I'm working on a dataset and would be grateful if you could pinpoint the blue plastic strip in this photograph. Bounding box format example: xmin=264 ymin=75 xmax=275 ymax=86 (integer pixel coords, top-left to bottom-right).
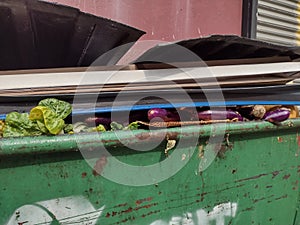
xmin=1 ymin=100 xmax=300 ymax=120
xmin=72 ymin=101 xmax=300 ymax=115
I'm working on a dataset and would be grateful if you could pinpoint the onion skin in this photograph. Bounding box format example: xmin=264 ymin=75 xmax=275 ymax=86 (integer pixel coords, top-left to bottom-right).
xmin=251 ymin=105 xmax=266 ymax=119
xmin=237 ymin=105 xmax=266 ymax=119
xmin=198 ymin=110 xmax=243 ymax=121
xmin=263 ymin=109 xmax=290 ymax=122
xmin=148 ymin=108 xmax=179 ymax=122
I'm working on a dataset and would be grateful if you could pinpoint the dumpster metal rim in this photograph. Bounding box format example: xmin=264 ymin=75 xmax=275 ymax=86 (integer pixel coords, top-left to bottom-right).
xmin=0 ymin=119 xmax=299 ymax=156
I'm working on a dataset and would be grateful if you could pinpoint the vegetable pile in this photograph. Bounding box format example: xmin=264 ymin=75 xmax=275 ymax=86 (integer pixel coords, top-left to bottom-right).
xmin=0 ymin=98 xmax=140 ymax=138
xmin=0 ymin=98 xmax=298 ymax=138
xmin=146 ymin=105 xmax=298 ymax=126
xmin=3 ymin=98 xmax=72 ymax=137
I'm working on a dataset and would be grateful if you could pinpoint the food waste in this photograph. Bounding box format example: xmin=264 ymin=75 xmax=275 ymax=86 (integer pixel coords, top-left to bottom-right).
xmin=0 ymin=98 xmax=298 ymax=138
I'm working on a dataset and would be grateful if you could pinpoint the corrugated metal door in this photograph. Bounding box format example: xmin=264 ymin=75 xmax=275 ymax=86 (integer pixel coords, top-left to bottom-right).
xmin=256 ymin=0 xmax=300 ymax=46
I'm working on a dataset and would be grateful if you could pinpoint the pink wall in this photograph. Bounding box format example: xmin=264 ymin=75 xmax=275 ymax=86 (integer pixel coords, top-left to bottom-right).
xmin=48 ymin=0 xmax=243 ymax=41
xmin=47 ymin=0 xmax=243 ymax=63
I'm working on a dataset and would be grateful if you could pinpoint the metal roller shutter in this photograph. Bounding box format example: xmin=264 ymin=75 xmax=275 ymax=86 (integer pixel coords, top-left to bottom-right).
xmin=256 ymin=0 xmax=300 ymax=46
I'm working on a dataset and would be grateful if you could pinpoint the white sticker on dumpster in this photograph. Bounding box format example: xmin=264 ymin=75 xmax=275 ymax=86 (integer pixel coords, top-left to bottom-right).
xmin=5 ymin=195 xmax=105 ymax=225
xmin=149 ymin=202 xmax=238 ymax=225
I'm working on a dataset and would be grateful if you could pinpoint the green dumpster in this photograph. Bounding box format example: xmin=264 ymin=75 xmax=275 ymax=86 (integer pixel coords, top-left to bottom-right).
xmin=0 ymin=119 xmax=299 ymax=225
xmin=1 ymin=1 xmax=300 ymax=224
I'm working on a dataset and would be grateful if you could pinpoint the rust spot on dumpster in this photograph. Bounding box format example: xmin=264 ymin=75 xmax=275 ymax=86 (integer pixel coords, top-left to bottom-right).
xmin=120 ymin=218 xmax=128 ymax=223
xmin=81 ymin=172 xmax=87 ymax=178
xmin=196 ymin=192 xmax=207 ymax=202
xmin=217 ymin=143 xmax=233 ymax=158
xmin=275 ymin=194 xmax=288 ymax=201
xmin=236 ymin=173 xmax=267 ymax=183
xmin=135 ymin=132 xmax=151 ymax=140
xmin=108 ymin=203 xmax=157 ymax=221
xmin=253 ymin=197 xmax=266 ymax=203
xmin=134 ymin=131 xmax=179 ymax=142
xmin=60 ymin=172 xmax=69 ymax=179
xmin=167 ymin=132 xmax=179 ymax=140
xmin=292 ymin=180 xmax=299 ymax=190
xmin=243 ymin=193 xmax=248 ymax=197
xmin=136 ymin=197 xmax=153 ymax=205
xmin=296 ymin=135 xmax=300 ymax=156
xmin=297 ymin=136 xmax=300 ymax=146
xmin=283 ymin=174 xmax=291 ymax=180
xmin=134 ymin=203 xmax=157 ymax=211
xmin=253 ymin=195 xmax=274 ymax=203
xmin=141 ymin=210 xmax=161 ymax=218
xmin=243 ymin=207 xmax=254 ymax=211
xmin=115 ymin=203 xmax=127 ymax=208
xmin=277 ymin=137 xmax=283 ymax=143
xmin=272 ymin=171 xmax=280 ymax=178
xmin=120 ymin=207 xmax=133 ymax=214
xmin=93 ymin=155 xmax=108 ymax=176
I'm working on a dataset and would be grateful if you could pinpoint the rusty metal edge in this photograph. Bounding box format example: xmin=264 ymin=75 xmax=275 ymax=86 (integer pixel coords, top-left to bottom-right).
xmin=0 ymin=119 xmax=299 ymax=156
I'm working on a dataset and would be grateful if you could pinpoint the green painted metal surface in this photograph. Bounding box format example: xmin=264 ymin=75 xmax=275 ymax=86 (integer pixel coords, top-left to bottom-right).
xmin=0 ymin=120 xmax=299 ymax=224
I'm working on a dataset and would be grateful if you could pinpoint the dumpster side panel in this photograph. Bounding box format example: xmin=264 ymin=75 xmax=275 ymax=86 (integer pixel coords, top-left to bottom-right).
xmin=0 ymin=123 xmax=299 ymax=224
xmin=293 ymin=190 xmax=300 ymax=225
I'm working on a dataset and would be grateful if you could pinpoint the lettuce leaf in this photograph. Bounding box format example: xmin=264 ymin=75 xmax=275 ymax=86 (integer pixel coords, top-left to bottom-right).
xmin=95 ymin=124 xmax=106 ymax=132
xmin=0 ymin=120 xmax=4 ymax=137
xmin=63 ymin=124 xmax=74 ymax=134
xmin=38 ymin=98 xmax=72 ymax=120
xmin=110 ymin=122 xmax=124 ymax=131
xmin=2 ymin=98 xmax=72 ymax=137
xmin=72 ymin=122 xmax=90 ymax=133
xmin=3 ymin=112 xmax=43 ymax=137
xmin=29 ymin=106 xmax=65 ymax=135
xmin=124 ymin=122 xmax=139 ymax=130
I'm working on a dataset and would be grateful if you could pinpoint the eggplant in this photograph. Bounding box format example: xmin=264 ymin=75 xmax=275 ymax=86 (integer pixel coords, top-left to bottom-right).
xmin=285 ymin=105 xmax=299 ymax=119
xmin=147 ymin=108 xmax=180 ymax=122
xmin=85 ymin=117 xmax=111 ymax=126
xmin=263 ymin=108 xmax=290 ymax=123
xmin=198 ymin=110 xmax=243 ymax=121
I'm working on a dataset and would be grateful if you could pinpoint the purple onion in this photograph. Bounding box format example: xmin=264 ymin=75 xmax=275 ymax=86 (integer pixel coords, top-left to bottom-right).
xmin=198 ymin=110 xmax=244 ymax=121
xmin=148 ymin=108 xmax=179 ymax=122
xmin=263 ymin=109 xmax=290 ymax=122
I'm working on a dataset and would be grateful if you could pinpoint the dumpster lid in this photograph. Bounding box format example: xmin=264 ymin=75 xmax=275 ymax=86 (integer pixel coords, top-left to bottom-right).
xmin=0 ymin=0 xmax=145 ymax=71
xmin=134 ymin=35 xmax=300 ymax=65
